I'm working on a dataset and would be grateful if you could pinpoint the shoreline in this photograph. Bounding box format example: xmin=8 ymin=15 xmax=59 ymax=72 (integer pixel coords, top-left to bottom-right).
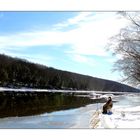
xmin=0 ymin=87 xmax=139 ymax=95
xmin=90 ymin=95 xmax=140 ymax=128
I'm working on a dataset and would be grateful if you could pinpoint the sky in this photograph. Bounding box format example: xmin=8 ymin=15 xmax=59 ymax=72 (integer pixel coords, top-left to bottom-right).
xmin=0 ymin=12 xmax=130 ymax=82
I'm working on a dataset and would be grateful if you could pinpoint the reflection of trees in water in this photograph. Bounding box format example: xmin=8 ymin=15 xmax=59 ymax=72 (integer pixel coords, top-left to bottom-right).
xmin=0 ymin=91 xmax=106 ymax=118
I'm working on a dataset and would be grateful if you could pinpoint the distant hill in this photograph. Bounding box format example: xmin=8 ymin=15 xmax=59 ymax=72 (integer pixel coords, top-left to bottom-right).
xmin=0 ymin=54 xmax=139 ymax=92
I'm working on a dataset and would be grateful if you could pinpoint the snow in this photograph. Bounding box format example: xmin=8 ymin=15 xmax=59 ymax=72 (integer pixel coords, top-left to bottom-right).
xmin=92 ymin=105 xmax=140 ymax=128
xmin=89 ymin=94 xmax=140 ymax=128
xmin=0 ymin=87 xmax=139 ymax=94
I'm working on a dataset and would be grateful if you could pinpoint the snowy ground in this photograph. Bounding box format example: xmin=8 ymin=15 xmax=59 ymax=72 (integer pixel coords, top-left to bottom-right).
xmin=91 ymin=94 xmax=140 ymax=129
xmin=0 ymin=87 xmax=139 ymax=95
xmin=95 ymin=105 xmax=140 ymax=128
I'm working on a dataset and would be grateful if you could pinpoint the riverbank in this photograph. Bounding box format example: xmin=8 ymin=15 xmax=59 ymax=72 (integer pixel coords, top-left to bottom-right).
xmin=90 ymin=94 xmax=140 ymax=128
xmin=0 ymin=87 xmax=139 ymax=94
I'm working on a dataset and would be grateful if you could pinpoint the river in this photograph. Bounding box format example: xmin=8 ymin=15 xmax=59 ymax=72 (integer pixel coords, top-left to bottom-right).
xmin=0 ymin=91 xmax=139 ymax=128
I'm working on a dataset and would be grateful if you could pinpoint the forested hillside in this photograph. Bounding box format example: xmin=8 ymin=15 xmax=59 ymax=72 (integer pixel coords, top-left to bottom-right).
xmin=0 ymin=54 xmax=139 ymax=92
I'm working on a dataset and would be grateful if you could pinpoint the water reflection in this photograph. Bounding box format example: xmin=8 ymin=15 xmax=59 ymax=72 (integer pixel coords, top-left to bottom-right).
xmin=0 ymin=91 xmax=106 ymax=118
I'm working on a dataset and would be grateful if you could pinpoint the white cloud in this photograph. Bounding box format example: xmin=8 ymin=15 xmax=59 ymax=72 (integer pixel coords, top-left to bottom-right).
xmin=0 ymin=12 xmax=129 ymax=66
xmin=54 ymin=12 xmax=93 ymax=29
xmin=69 ymin=54 xmax=97 ymax=67
xmin=24 ymin=54 xmax=52 ymax=66
xmin=68 ymin=13 xmax=128 ymax=56
xmin=2 ymin=50 xmax=52 ymax=66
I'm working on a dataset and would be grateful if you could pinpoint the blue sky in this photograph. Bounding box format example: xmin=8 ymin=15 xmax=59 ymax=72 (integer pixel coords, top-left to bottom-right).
xmin=0 ymin=12 xmax=129 ymax=82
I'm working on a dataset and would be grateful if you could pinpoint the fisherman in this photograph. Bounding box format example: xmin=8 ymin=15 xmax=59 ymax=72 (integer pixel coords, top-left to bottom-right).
xmin=102 ymin=97 xmax=113 ymax=115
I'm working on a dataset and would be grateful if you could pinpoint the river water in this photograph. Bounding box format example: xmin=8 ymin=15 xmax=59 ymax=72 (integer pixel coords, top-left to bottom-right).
xmin=0 ymin=91 xmax=139 ymax=128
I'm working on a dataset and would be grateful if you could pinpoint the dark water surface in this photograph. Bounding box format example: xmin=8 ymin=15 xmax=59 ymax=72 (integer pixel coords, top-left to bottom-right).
xmin=0 ymin=91 xmax=106 ymax=118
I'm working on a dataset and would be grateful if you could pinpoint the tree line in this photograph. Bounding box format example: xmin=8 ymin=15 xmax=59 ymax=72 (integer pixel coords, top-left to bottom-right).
xmin=0 ymin=54 xmax=91 ymax=90
xmin=0 ymin=54 xmax=139 ymax=92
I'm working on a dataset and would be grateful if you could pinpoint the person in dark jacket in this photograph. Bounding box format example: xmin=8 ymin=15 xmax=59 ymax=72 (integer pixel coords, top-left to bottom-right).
xmin=102 ymin=97 xmax=113 ymax=114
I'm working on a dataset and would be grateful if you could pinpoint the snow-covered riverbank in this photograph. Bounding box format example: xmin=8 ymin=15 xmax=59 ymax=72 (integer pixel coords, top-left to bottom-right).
xmin=91 ymin=94 xmax=140 ymax=128
xmin=0 ymin=87 xmax=139 ymax=94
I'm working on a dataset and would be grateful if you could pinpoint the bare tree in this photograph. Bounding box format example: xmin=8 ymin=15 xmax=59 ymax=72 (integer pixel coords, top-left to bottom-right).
xmin=108 ymin=12 xmax=140 ymax=86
